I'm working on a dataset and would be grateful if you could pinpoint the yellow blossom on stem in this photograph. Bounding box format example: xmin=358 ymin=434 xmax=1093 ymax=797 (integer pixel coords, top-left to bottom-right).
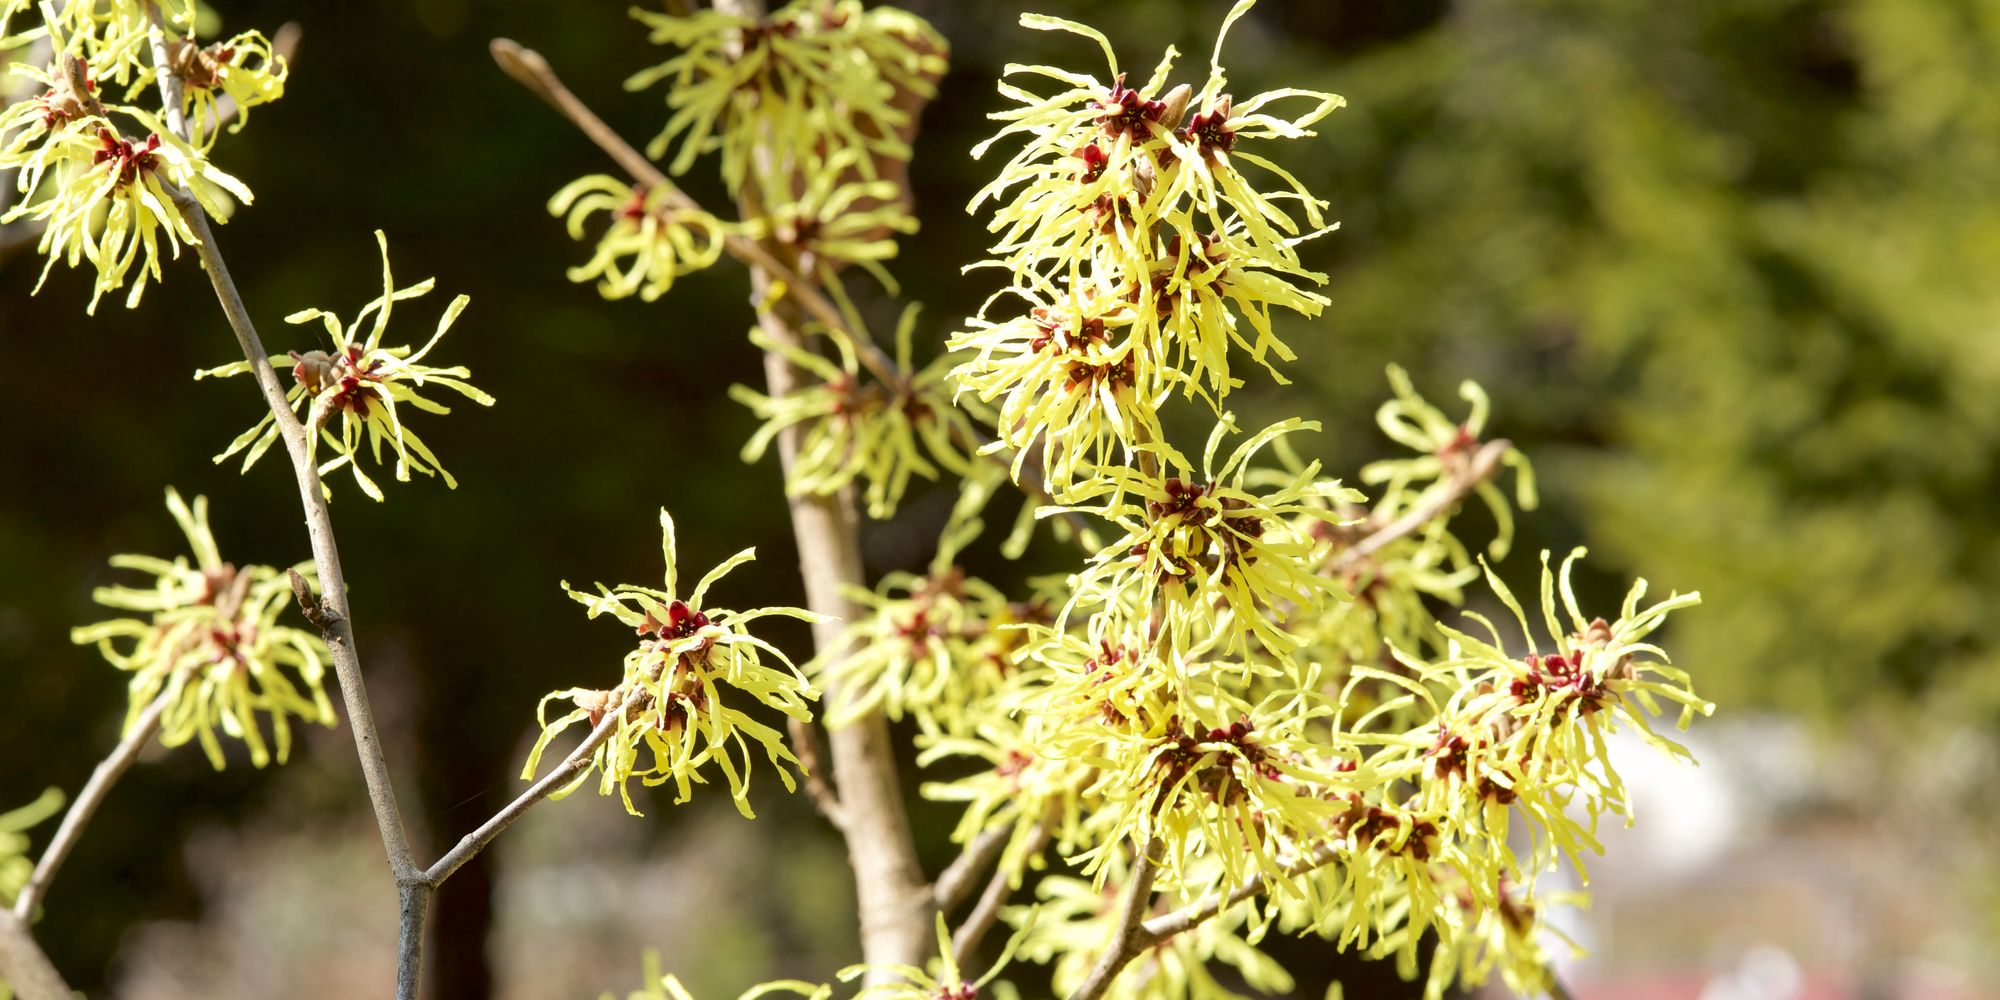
xmin=198 ymin=231 xmax=495 ymax=501
xmin=965 ymin=2 xmax=1341 ymax=404
xmin=950 ymin=288 xmax=1180 ymax=498
xmin=2 ymin=69 xmax=251 ymax=312
xmin=841 ymin=912 xmax=1024 ymax=1000
xmin=747 ymin=146 xmax=919 ymax=293
xmin=29 ymin=0 xmax=192 ymax=87
xmin=523 ymin=509 xmax=824 ymax=818
xmin=548 ymin=174 xmax=729 ymax=302
xmin=68 ymin=488 xmax=334 ymax=769
xmin=135 ymin=28 xmax=289 ymax=152
xmin=626 ymin=0 xmax=945 ymax=189
xmin=1360 ymin=365 xmax=1537 ymax=559
xmin=1014 ymin=873 xmax=1295 ymax=1000
xmin=1060 ymin=416 xmax=1360 ymax=660
xmin=735 ymin=307 xmax=976 ymax=519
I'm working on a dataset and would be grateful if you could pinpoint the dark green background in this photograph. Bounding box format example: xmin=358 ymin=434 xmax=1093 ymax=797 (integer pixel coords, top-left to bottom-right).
xmin=4 ymin=0 xmax=1996 ymax=996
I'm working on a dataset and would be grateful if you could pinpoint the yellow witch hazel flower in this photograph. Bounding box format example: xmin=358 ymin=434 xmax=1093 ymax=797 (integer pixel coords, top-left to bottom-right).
xmin=734 ymin=307 xmax=977 ymax=519
xmin=746 ymin=145 xmax=919 ymax=292
xmin=524 ymin=509 xmax=823 ymax=818
xmin=199 ymin=231 xmax=495 ymax=501
xmin=1302 ymin=366 xmax=1538 ymax=663
xmin=1413 ymin=877 xmax=1582 ymax=1000
xmin=0 ymin=788 xmax=64 ymax=908
xmin=28 ymin=0 xmax=193 ymax=86
xmin=2 ymin=44 xmax=252 ymax=312
xmin=69 ymin=488 xmax=334 ymax=769
xmin=626 ymin=0 xmax=945 ymax=188
xmin=1060 ymin=416 xmax=1360 ymax=659
xmin=814 ymin=490 xmax=1034 ymax=733
xmin=136 ymin=28 xmax=289 ymax=152
xmin=950 ymin=286 xmax=1177 ymax=497
xmin=549 ymin=175 xmax=729 ymax=302
xmin=1403 ymin=549 xmax=1711 ymax=878
xmin=1359 ymin=365 xmax=1537 ymax=560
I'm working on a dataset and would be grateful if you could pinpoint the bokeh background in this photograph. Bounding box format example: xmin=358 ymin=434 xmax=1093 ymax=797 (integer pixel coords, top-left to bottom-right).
xmin=3 ymin=1 xmax=1997 ymax=998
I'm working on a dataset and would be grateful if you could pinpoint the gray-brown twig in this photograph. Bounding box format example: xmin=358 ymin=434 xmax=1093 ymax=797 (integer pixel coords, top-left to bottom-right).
xmin=426 ymin=686 xmax=644 ymax=885
xmin=1067 ymin=836 xmax=1163 ymax=1000
xmin=1332 ymin=438 xmax=1513 ymax=571
xmin=0 ymin=912 xmax=71 ymax=1000
xmin=933 ymin=824 xmax=1015 ymax=913
xmin=11 ymin=689 xmax=171 ymax=921
xmin=142 ymin=4 xmax=428 ymax=995
xmin=951 ymin=816 xmax=1055 ymax=967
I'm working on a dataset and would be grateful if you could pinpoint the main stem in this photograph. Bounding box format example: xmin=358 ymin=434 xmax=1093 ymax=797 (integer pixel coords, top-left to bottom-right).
xmin=745 ymin=272 xmax=934 ymax=976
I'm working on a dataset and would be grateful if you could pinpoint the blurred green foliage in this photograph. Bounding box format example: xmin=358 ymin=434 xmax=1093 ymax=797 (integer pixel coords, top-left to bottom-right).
xmin=2 ymin=0 xmax=1996 ymax=996
xmin=1288 ymin=0 xmax=2000 ymax=723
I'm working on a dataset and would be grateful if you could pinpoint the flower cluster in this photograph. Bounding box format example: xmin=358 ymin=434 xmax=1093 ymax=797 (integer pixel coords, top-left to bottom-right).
xmin=892 ymin=8 xmax=1710 ymax=1000
xmin=733 ymin=307 xmax=977 ymax=519
xmin=547 ymin=3 xmax=959 ymax=524
xmin=69 ymin=488 xmax=334 ymax=769
xmin=744 ymin=146 xmax=920 ymax=292
xmin=138 ymin=28 xmax=289 ymax=152
xmin=1056 ymin=416 xmax=1361 ymax=660
xmin=199 ymin=231 xmax=495 ymax=501
xmin=952 ymin=2 xmax=1344 ymax=497
xmin=531 ymin=4 xmax=1713 ymax=999
xmin=625 ymin=0 xmax=945 ymax=189
xmin=0 ymin=1 xmax=272 ymax=312
xmin=814 ymin=487 xmax=1046 ymax=733
xmin=523 ymin=510 xmax=822 ymax=819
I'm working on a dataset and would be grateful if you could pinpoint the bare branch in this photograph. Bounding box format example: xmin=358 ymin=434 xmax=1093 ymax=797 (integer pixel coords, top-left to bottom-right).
xmin=143 ymin=5 xmax=425 ymax=995
xmin=951 ymin=817 xmax=1054 ymax=967
xmin=1067 ymin=837 xmax=1163 ymax=1000
xmin=424 ymin=688 xmax=643 ymax=886
xmin=0 ymin=912 xmax=70 ymax=1000
xmin=1139 ymin=841 xmax=1340 ymax=945
xmin=787 ymin=716 xmax=847 ymax=829
xmin=11 ymin=690 xmax=171 ymax=921
xmin=933 ymin=825 xmax=1014 ymax=913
